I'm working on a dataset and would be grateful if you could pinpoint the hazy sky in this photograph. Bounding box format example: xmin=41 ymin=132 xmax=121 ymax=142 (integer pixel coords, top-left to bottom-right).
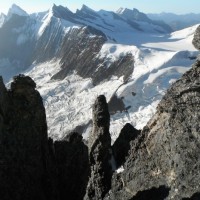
xmin=1 ymin=0 xmax=200 ymax=15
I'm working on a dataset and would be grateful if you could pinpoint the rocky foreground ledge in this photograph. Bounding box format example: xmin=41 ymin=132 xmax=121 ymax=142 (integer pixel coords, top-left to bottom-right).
xmin=1 ymin=26 xmax=200 ymax=199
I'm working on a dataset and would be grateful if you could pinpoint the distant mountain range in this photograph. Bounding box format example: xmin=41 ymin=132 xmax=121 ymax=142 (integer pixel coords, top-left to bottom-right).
xmin=148 ymin=12 xmax=200 ymax=30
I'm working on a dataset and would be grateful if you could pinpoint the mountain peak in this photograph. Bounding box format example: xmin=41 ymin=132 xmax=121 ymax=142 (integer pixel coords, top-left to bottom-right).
xmin=7 ymin=4 xmax=28 ymax=18
xmin=117 ymin=7 xmax=150 ymax=22
xmin=76 ymin=4 xmax=99 ymax=18
xmin=48 ymin=4 xmax=74 ymax=20
xmin=81 ymin=4 xmax=95 ymax=12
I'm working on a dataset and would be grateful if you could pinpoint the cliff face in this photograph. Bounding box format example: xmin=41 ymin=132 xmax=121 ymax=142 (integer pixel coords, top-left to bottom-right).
xmin=0 ymin=75 xmax=56 ymax=200
xmin=106 ymin=58 xmax=200 ymax=200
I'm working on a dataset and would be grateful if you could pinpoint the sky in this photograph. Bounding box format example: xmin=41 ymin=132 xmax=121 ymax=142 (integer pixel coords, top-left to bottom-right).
xmin=1 ymin=0 xmax=200 ymax=15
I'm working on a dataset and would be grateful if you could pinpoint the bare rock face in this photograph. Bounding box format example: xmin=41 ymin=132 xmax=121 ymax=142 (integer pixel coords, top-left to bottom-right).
xmin=106 ymin=59 xmax=200 ymax=199
xmin=193 ymin=25 xmax=200 ymax=50
xmin=112 ymin=123 xmax=140 ymax=168
xmin=84 ymin=95 xmax=113 ymax=200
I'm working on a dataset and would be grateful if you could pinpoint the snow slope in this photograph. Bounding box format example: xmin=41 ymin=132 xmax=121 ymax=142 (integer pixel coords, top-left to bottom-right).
xmin=23 ymin=24 xmax=198 ymax=141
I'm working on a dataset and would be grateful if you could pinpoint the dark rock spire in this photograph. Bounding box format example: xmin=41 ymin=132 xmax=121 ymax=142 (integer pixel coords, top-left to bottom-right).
xmin=84 ymin=95 xmax=113 ymax=200
xmin=0 ymin=74 xmax=58 ymax=200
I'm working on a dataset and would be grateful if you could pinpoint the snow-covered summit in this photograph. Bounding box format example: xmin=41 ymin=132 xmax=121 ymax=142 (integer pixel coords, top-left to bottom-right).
xmin=7 ymin=4 xmax=28 ymax=18
xmin=76 ymin=4 xmax=100 ymax=19
xmin=81 ymin=4 xmax=96 ymax=12
xmin=116 ymin=7 xmax=172 ymax=33
xmin=50 ymin=4 xmax=73 ymax=17
xmin=116 ymin=7 xmax=151 ymax=22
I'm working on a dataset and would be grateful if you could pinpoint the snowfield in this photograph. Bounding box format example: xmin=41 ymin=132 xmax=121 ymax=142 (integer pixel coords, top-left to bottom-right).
xmin=22 ymin=24 xmax=199 ymax=141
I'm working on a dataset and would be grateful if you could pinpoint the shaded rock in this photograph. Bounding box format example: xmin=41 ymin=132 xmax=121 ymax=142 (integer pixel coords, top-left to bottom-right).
xmin=0 ymin=76 xmax=10 ymax=131
xmin=183 ymin=192 xmax=200 ymax=200
xmin=84 ymin=95 xmax=113 ymax=200
xmin=106 ymin=59 xmax=200 ymax=199
xmin=112 ymin=123 xmax=140 ymax=168
xmin=192 ymin=25 xmax=200 ymax=50
xmin=129 ymin=185 xmax=170 ymax=200
xmin=54 ymin=132 xmax=89 ymax=200
xmin=0 ymin=75 xmax=92 ymax=200
xmin=0 ymin=75 xmax=58 ymax=200
xmin=108 ymin=95 xmax=126 ymax=115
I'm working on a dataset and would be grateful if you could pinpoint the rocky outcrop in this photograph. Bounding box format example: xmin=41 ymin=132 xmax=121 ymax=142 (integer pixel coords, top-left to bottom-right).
xmin=112 ymin=123 xmax=140 ymax=168
xmin=106 ymin=59 xmax=200 ymax=199
xmin=192 ymin=25 xmax=200 ymax=50
xmin=0 ymin=75 xmax=58 ymax=200
xmin=52 ymin=26 xmax=134 ymax=85
xmin=84 ymin=95 xmax=113 ymax=200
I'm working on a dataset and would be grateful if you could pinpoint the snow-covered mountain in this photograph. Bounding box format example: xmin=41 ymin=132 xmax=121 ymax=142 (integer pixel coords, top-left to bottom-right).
xmin=148 ymin=12 xmax=200 ymax=31
xmin=7 ymin=3 xmax=28 ymax=19
xmin=116 ymin=7 xmax=172 ymax=33
xmin=0 ymin=4 xmax=199 ymax=141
